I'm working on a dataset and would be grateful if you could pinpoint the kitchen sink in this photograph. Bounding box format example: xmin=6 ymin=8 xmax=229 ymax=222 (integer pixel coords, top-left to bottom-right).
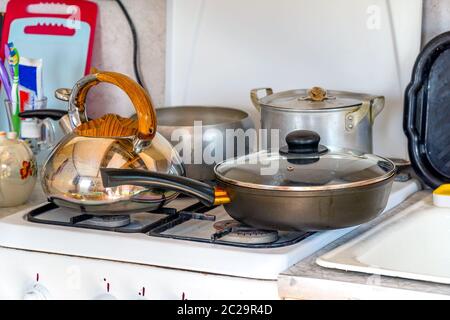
xmin=317 ymin=194 xmax=450 ymax=285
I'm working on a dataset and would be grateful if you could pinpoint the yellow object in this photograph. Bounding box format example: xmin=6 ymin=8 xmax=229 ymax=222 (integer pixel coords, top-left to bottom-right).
xmin=214 ymin=188 xmax=228 ymax=197
xmin=433 ymin=184 xmax=450 ymax=207
xmin=433 ymin=184 xmax=450 ymax=196
xmin=213 ymin=187 xmax=231 ymax=205
xmin=214 ymin=197 xmax=231 ymax=206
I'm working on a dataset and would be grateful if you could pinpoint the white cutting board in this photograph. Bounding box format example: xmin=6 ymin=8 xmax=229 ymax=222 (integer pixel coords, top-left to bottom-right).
xmin=166 ymin=0 xmax=422 ymax=159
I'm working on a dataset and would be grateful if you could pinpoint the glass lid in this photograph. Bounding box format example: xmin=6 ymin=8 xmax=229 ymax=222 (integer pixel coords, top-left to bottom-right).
xmin=215 ymin=131 xmax=395 ymax=191
xmin=259 ymin=87 xmax=363 ymax=111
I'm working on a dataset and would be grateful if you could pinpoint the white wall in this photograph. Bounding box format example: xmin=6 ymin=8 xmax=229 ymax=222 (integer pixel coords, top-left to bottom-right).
xmin=166 ymin=0 xmax=422 ymax=159
xmin=422 ymin=0 xmax=450 ymax=45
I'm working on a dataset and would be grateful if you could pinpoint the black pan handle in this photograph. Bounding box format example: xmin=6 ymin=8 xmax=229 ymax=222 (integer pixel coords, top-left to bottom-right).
xmin=100 ymin=168 xmax=218 ymax=207
xmin=19 ymin=109 xmax=68 ymax=121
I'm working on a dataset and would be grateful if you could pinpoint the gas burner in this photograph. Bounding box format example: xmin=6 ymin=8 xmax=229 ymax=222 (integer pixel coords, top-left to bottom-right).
xmin=212 ymin=220 xmax=279 ymax=244
xmin=213 ymin=220 xmax=241 ymax=231
xmin=81 ymin=215 xmax=131 ymax=228
xmin=26 ymin=202 xmax=313 ymax=248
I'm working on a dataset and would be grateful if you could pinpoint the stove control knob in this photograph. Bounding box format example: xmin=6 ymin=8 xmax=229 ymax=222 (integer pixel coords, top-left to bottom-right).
xmin=23 ymin=284 xmax=51 ymax=300
xmin=94 ymin=293 xmax=117 ymax=300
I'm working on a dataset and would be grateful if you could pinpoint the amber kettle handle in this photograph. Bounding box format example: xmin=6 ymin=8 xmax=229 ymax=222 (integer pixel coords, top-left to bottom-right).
xmin=67 ymin=71 xmax=157 ymax=143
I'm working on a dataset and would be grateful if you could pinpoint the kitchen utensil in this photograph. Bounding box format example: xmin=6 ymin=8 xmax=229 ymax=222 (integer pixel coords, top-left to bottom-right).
xmin=0 ymin=131 xmax=36 ymax=207
xmin=156 ymin=106 xmax=255 ymax=181
xmin=101 ymin=130 xmax=396 ymax=231
xmin=251 ymin=87 xmax=385 ymax=153
xmin=1 ymin=0 xmax=98 ymax=110
xmin=404 ymin=31 xmax=450 ymax=189
xmin=23 ymin=71 xmax=184 ymax=215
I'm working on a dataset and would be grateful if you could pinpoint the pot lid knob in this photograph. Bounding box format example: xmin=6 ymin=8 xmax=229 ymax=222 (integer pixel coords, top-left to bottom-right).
xmin=307 ymin=87 xmax=327 ymax=101
xmin=280 ymin=130 xmax=328 ymax=155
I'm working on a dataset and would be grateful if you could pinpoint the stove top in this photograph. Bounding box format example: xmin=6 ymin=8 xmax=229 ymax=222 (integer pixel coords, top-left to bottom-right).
xmin=27 ymin=201 xmax=313 ymax=249
xmin=0 ymin=180 xmax=421 ymax=280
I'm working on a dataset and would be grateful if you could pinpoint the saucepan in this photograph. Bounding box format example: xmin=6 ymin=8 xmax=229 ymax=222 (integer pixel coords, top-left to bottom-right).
xmin=156 ymin=106 xmax=255 ymax=181
xmin=251 ymin=86 xmax=385 ymax=153
xmin=101 ymin=130 xmax=396 ymax=231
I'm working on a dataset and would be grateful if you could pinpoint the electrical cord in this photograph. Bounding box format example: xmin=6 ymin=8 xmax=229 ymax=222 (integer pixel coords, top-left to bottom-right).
xmin=114 ymin=0 xmax=145 ymax=89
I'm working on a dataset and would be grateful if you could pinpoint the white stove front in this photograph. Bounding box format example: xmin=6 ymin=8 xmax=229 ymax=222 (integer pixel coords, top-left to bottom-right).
xmin=0 ymin=247 xmax=280 ymax=300
xmin=0 ymin=180 xmax=420 ymax=299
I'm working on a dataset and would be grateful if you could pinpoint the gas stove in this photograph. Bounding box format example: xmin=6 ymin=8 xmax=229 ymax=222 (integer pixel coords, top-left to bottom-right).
xmin=0 ymin=180 xmax=420 ymax=299
xmin=26 ymin=201 xmax=313 ymax=248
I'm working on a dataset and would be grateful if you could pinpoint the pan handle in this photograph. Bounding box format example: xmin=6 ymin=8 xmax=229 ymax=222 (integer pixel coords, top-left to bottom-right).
xmin=100 ymin=168 xmax=230 ymax=207
xmin=250 ymin=88 xmax=273 ymax=112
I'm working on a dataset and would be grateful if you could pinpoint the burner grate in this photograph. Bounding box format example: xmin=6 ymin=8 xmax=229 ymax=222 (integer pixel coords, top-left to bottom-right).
xmin=27 ymin=203 xmax=157 ymax=233
xmin=26 ymin=202 xmax=314 ymax=248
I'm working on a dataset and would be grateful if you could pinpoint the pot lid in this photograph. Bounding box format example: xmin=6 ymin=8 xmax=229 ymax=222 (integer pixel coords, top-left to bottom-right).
xmin=215 ymin=130 xmax=395 ymax=191
xmin=259 ymin=87 xmax=363 ymax=111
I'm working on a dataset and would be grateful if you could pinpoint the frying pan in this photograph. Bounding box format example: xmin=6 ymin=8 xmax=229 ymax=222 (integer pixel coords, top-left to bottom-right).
xmin=101 ymin=130 xmax=396 ymax=231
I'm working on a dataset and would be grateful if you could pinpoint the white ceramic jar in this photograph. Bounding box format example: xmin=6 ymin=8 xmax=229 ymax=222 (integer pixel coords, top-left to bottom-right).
xmin=0 ymin=132 xmax=37 ymax=207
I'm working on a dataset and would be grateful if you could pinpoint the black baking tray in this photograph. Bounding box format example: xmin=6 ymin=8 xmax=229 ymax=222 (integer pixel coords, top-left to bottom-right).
xmin=404 ymin=31 xmax=450 ymax=188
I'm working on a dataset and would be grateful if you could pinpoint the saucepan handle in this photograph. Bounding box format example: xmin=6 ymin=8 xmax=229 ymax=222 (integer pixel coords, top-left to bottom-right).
xmin=100 ymin=168 xmax=230 ymax=207
xmin=370 ymin=95 xmax=385 ymax=122
xmin=345 ymin=95 xmax=385 ymax=131
xmin=250 ymin=88 xmax=273 ymax=112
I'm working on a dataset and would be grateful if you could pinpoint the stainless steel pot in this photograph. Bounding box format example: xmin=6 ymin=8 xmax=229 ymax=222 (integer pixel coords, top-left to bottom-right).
xmin=251 ymin=87 xmax=385 ymax=153
xmin=156 ymin=106 xmax=255 ymax=181
xmin=101 ymin=130 xmax=396 ymax=231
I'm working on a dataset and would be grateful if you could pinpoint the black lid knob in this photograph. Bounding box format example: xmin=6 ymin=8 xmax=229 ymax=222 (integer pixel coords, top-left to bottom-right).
xmin=285 ymin=130 xmax=319 ymax=154
xmin=279 ymin=130 xmax=328 ymax=156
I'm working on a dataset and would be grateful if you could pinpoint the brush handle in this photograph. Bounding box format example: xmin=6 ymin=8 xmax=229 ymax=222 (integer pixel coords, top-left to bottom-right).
xmin=11 ymin=79 xmax=20 ymax=133
xmin=0 ymin=60 xmax=11 ymax=100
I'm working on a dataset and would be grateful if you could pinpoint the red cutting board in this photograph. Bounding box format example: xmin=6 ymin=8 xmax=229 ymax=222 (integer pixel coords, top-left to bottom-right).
xmin=1 ymin=0 xmax=97 ymax=75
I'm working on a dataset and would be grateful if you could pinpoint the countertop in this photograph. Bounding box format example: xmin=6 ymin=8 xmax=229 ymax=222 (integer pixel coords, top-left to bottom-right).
xmin=0 ymin=184 xmax=46 ymax=219
xmin=278 ymin=191 xmax=450 ymax=300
